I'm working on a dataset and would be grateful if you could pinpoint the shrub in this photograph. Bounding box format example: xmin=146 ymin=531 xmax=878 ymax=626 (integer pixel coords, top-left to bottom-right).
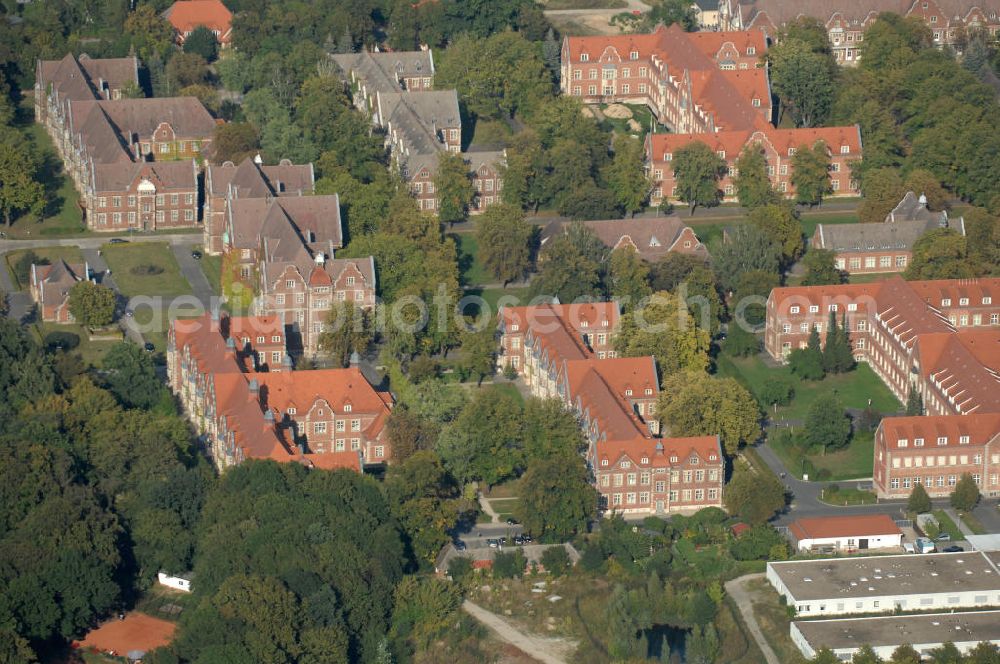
xmin=408 ymin=355 xmax=439 ymax=383
xmin=540 ymin=546 xmax=571 ymax=577
xmin=130 ymin=264 xmax=165 ymax=276
xmin=44 ymin=331 xmax=80 ymax=350
xmin=579 ymin=543 xmax=605 ymax=572
xmin=492 ymin=550 xmax=526 ymax=579
xmin=448 ymin=556 xmax=473 ymax=581
xmin=14 ymin=250 xmax=46 ymax=286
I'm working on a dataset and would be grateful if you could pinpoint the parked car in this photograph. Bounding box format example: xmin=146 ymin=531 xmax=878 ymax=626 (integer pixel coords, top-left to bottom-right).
xmin=453 ymin=540 xmax=466 ymax=551
xmin=903 ymin=542 xmax=916 ymax=554
xmin=109 ymin=238 xmax=128 ymax=244
xmin=143 ymin=342 xmax=155 ymax=352
xmin=936 ymin=533 xmax=951 ymax=542
xmin=915 ymin=537 xmax=936 ymax=554
xmin=487 ymin=539 xmax=499 ymax=548
xmin=942 ymin=545 xmax=964 ymax=553
xmin=191 ymin=250 xmax=202 ymax=259
xmin=506 ymin=518 xmax=517 ymax=525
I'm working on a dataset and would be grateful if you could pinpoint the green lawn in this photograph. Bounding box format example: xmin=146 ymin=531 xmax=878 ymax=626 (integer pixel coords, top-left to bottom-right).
xmin=770 ymin=428 xmax=875 ymax=480
xmin=461 ymin=285 xmax=533 ymax=320
xmin=931 ymin=510 xmax=964 ymax=541
xmin=469 ymin=119 xmax=513 ymax=148
xmin=489 ymin=497 xmax=521 ymax=521
xmin=819 ymin=487 xmax=878 ymax=505
xmin=30 ymin=321 xmax=122 ymax=368
xmin=718 ymin=355 xmax=902 ymax=421
xmin=450 ymin=233 xmax=490 ymax=286
xmin=101 ymin=242 xmax=192 ymax=298
xmin=5 ymin=246 xmax=85 ymax=289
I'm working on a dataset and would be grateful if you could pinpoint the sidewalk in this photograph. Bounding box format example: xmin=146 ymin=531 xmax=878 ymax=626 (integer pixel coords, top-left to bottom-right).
xmin=943 ymin=507 xmax=977 ymax=538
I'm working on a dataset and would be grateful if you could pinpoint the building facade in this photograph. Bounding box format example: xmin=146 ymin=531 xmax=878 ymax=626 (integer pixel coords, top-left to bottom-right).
xmin=87 ymin=161 xmax=199 ymax=232
xmin=167 ymin=312 xmax=392 ymax=470
xmin=561 ymin=24 xmax=772 ymax=133
xmin=498 ymin=302 xmax=725 ymax=515
xmin=719 ymin=0 xmax=1000 ymax=64
xmin=811 ymin=192 xmax=964 ymax=276
xmin=787 ymin=514 xmax=904 ymax=552
xmin=30 ymin=260 xmax=91 ymax=323
xmin=874 ymin=413 xmax=1000 ymax=499
xmin=646 ymin=125 xmax=863 ymax=204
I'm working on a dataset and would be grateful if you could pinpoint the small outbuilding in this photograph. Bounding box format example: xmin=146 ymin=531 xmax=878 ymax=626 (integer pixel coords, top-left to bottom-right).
xmin=157 ymin=571 xmax=194 ymax=593
xmin=787 ymin=514 xmax=903 ymax=553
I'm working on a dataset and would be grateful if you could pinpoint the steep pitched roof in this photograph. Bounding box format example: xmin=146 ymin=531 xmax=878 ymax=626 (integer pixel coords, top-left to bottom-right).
xmin=377 ymin=89 xmax=460 ymax=157
xmin=541 ymin=217 xmax=708 ymax=262
xmin=879 ymin=412 xmax=1000 ymax=450
xmin=208 ymin=158 xmax=315 ymax=199
xmin=596 ymin=435 xmax=721 ymax=469
xmin=789 ymin=514 xmax=902 ymax=541
xmin=814 ymin=218 xmax=939 ymax=252
xmin=229 ymin=195 xmax=343 ymax=250
xmin=331 ymin=49 xmax=435 ymax=93
xmin=163 ymin=0 xmax=233 ymax=40
xmin=92 ymin=160 xmax=197 ymax=192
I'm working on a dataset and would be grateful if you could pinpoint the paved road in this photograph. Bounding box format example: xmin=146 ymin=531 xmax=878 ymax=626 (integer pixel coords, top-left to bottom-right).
xmin=171 ymin=244 xmax=215 ymax=310
xmin=462 ymin=600 xmax=572 ymax=664
xmin=542 ymin=0 xmax=649 ymax=18
xmin=725 ymin=574 xmax=780 ymax=664
xmin=460 ymin=524 xmax=525 ymax=550
xmin=0 ymin=231 xmax=201 ymax=254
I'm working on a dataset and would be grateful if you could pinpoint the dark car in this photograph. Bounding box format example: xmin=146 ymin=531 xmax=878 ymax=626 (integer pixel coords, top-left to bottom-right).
xmin=453 ymin=540 xmax=466 ymax=551
xmin=191 ymin=250 xmax=202 ymax=259
xmin=941 ymin=545 xmax=964 ymax=553
xmin=143 ymin=342 xmax=155 ymax=352
xmin=109 ymin=238 xmax=128 ymax=244
xmin=506 ymin=518 xmax=517 ymax=525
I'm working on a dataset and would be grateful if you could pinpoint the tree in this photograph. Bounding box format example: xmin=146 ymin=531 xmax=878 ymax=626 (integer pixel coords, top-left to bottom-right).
xmin=822 ymin=312 xmax=854 ymax=374
xmin=850 ymin=646 xmax=883 ymax=664
xmin=391 ymin=575 xmax=462 ymax=648
xmin=608 ymin=247 xmax=652 ymax=310
xmin=951 ymin=473 xmax=980 ymax=512
xmin=759 ymin=377 xmax=794 ymax=407
xmin=801 ymin=248 xmax=845 ymax=286
xmin=659 ymin=371 xmax=761 ymax=455
xmin=614 ymin=291 xmax=711 ymax=375
xmin=904 ymin=169 xmax=950 ymax=212
xmin=888 ymin=645 xmax=922 ymax=664
xmin=124 ymin=4 xmax=174 ymax=60
xmin=686 ymin=624 xmax=721 ymax=664
xmin=672 ymin=142 xmax=726 ymax=214
xmin=385 ymin=451 xmax=465 ymax=565
xmin=0 ymin=142 xmax=44 ymax=226
xmin=435 ymin=31 xmax=552 ymax=119
xmin=476 ymin=203 xmax=533 ymax=286
xmin=101 ymin=342 xmax=163 ymax=409
xmin=458 ymin=326 xmax=496 ymax=385
xmin=604 ymin=134 xmax=651 ymax=216
xmin=448 ymin=556 xmax=473 ymax=581
xmin=725 ymin=324 xmax=761 ymax=356
xmin=532 ymin=230 xmax=604 ymax=303
xmin=435 ymin=387 xmax=524 ymax=486
xmin=789 ymin=327 xmax=825 ymax=380
xmin=768 ymin=38 xmax=835 ymax=127
xmin=166 ymin=52 xmax=210 ymax=91
xmin=792 ymin=141 xmax=833 ymax=206
xmin=906 ymin=386 xmax=924 ymax=416
xmin=905 ymin=228 xmax=977 ymax=280
xmin=214 ymin=123 xmax=260 ymax=164
xmin=724 ymin=463 xmax=786 ymax=525
xmin=749 ymin=202 xmax=804 ymax=264
xmin=318 ymin=301 xmax=373 ymax=368
xmin=712 ymin=225 xmax=782 ymax=293
xmin=516 ymin=454 xmax=597 ymax=541
xmin=734 ymin=144 xmax=777 ymax=209
xmin=492 ymin=550 xmax=526 ymax=579
xmin=183 ymin=25 xmax=219 ymax=62
xmin=908 ymin=482 xmax=932 ymax=514
xmin=68 ymin=281 xmax=116 ymax=328
xmin=858 ymin=168 xmax=905 ymax=224
xmin=804 ymin=396 xmax=851 ymax=451
xmin=556 ymin=182 xmax=621 ymax=220
xmin=540 ymin=546 xmax=571 ymax=577
xmin=434 ymin=151 xmax=474 ymax=226
xmin=221 ymin=251 xmax=256 ymax=312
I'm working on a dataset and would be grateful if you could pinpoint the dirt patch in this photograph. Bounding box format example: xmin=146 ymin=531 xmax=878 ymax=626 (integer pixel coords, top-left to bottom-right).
xmin=603 ymin=103 xmax=633 ymax=119
xmin=75 ymin=612 xmax=176 ymax=657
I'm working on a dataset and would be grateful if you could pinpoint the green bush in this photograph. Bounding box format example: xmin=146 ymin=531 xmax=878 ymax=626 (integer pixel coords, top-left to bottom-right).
xmin=448 ymin=556 xmax=473 ymax=581
xmin=492 ymin=550 xmax=526 ymax=579
xmin=14 ymin=251 xmax=46 ymax=287
xmin=579 ymin=544 xmax=605 ymax=572
xmin=540 ymin=546 xmax=571 ymax=577
xmin=44 ymin=331 xmax=80 ymax=350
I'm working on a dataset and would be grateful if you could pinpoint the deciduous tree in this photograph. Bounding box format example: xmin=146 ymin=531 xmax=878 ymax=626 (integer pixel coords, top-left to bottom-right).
xmin=711 ymin=225 xmax=781 ymax=293
xmin=791 ymin=141 xmax=832 ymax=207
xmin=68 ymin=281 xmax=116 ymax=328
xmin=801 ymin=248 xmax=844 ymax=286
xmin=749 ymin=202 xmax=803 ymax=265
xmin=768 ymin=38 xmax=835 ymax=127
xmin=516 ymin=453 xmax=597 ymax=541
xmin=734 ymin=144 xmax=777 ymax=209
xmin=318 ymin=301 xmax=373 ymax=368
xmin=614 ymin=291 xmax=710 ymax=375
xmin=213 ymin=122 xmax=260 ymax=164
xmin=434 ymin=151 xmax=474 ymax=226
xmin=951 ymin=473 xmax=980 ymax=512
xmin=723 ymin=462 xmax=786 ymax=524
xmin=0 ymin=142 xmax=44 ymax=226
xmin=604 ymin=134 xmax=651 ymax=216
xmin=672 ymin=142 xmax=726 ymax=214
xmin=804 ymin=396 xmax=851 ymax=451
xmin=101 ymin=342 xmax=163 ymax=409
xmin=183 ymin=25 xmax=219 ymax=62
xmin=905 ymin=228 xmax=977 ymax=280
xmin=476 ymin=203 xmax=533 ymax=286
xmin=608 ymin=247 xmax=652 ymax=309
xmin=658 ymin=371 xmax=761 ymax=455
xmin=907 ymin=482 xmax=931 ymax=514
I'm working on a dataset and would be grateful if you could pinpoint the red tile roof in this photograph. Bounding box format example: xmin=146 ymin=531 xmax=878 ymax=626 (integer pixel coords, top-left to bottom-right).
xmin=648 ymin=125 xmax=862 ymax=161
xmin=879 ymin=412 xmax=1000 ymax=450
xmin=164 ymin=0 xmax=233 ymax=43
xmin=597 ymin=435 xmax=722 ymax=469
xmin=788 ymin=514 xmax=902 ymax=542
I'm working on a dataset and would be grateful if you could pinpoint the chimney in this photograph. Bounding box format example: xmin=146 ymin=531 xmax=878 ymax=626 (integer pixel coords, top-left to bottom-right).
xmin=349 ymin=351 xmax=361 ymax=367
xmin=225 ymin=336 xmax=236 ymax=360
xmin=263 ymin=409 xmax=275 ymax=429
xmin=254 ymin=153 xmax=263 ymax=164
xmin=282 ymin=354 xmax=294 ymax=370
xmin=655 ymin=442 xmax=664 ymax=456
xmin=314 ymin=252 xmax=325 ymax=266
xmin=248 ymin=378 xmax=259 ymax=400
xmin=918 ymin=193 xmax=928 ymax=208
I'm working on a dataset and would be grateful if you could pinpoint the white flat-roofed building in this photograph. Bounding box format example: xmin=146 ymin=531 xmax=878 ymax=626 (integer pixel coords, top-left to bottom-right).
xmin=791 ymin=611 xmax=1000 ymax=660
xmin=767 ymin=552 xmax=1000 ymax=617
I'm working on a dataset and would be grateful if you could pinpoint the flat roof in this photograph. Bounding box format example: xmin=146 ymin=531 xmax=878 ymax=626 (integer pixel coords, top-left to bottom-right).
xmin=789 ymin=514 xmax=902 ymax=541
xmin=967 ymin=535 xmax=1000 ymax=552
xmin=769 ymin=552 xmax=1000 ymax=601
xmin=794 ymin=611 xmax=1000 ymax=650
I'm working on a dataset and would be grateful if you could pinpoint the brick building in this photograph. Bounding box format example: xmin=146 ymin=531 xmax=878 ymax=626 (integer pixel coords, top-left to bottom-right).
xmin=498 ymin=302 xmax=725 ymax=515
xmin=561 ymin=24 xmax=772 ymax=133
xmin=168 ymin=312 xmax=392 ymax=470
xmin=35 ymin=54 xmax=217 ymax=232
xmin=223 ymin=195 xmax=376 ymax=356
xmin=719 ymin=0 xmax=1000 ymax=65
xmin=540 ymin=216 xmax=710 ymax=263
xmin=646 ymin=125 xmax=863 ymax=205
xmin=204 ymin=157 xmax=315 ymax=255
xmin=29 ymin=260 xmax=91 ymax=323
xmin=811 ymin=192 xmax=964 ymax=275
xmin=874 ymin=413 xmax=1000 ymax=499
xmin=332 ymin=49 xmax=504 ymax=215
xmin=764 ymin=276 xmax=1000 ymax=409
xmin=163 ymin=0 xmax=233 ymax=47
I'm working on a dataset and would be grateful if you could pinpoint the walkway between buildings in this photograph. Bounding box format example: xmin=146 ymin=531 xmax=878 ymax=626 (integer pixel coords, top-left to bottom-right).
xmin=462 ymin=600 xmax=572 ymax=664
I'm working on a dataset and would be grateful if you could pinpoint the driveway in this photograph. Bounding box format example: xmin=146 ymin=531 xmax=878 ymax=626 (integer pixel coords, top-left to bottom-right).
xmin=462 ymin=600 xmax=574 ymax=664
xmin=171 ymin=244 xmax=215 ymax=310
xmin=725 ymin=574 xmax=780 ymax=664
